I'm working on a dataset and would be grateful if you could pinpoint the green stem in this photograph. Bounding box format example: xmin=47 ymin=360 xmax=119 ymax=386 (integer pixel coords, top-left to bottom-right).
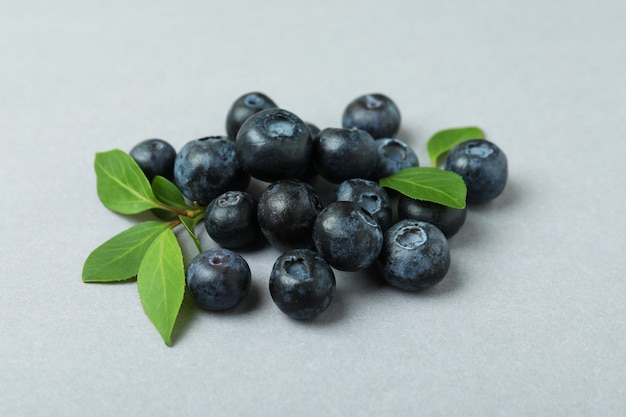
xmin=156 ymin=202 xmax=203 ymax=219
xmin=168 ymin=218 xmax=182 ymax=229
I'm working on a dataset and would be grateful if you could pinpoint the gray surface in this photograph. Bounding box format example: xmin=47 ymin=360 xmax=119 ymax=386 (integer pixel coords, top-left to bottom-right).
xmin=1 ymin=1 xmax=625 ymax=416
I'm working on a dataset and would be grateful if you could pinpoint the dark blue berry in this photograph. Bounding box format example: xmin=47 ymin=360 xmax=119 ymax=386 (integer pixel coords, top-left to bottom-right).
xmin=342 ymin=93 xmax=401 ymax=139
xmin=269 ymin=249 xmax=336 ymax=320
xmin=371 ymin=137 xmax=419 ymax=180
xmin=186 ymin=248 xmax=251 ymax=311
xmin=257 ymin=180 xmax=323 ymax=251
xmin=299 ymin=122 xmax=321 ymax=180
xmin=444 ymin=139 xmax=508 ymax=204
xmin=313 ymin=127 xmax=377 ymax=183
xmin=129 ymin=139 xmax=176 ymax=181
xmin=397 ymin=196 xmax=467 ymax=238
xmin=313 ymin=201 xmax=383 ymax=271
xmin=306 ymin=122 xmax=321 ymax=139
xmin=236 ymin=108 xmax=312 ymax=182
xmin=378 ymin=219 xmax=450 ymax=291
xmin=204 ymin=191 xmax=259 ymax=249
xmin=173 ymin=136 xmax=250 ymax=206
xmin=226 ymin=92 xmax=277 ymax=139
xmin=335 ymin=178 xmax=392 ymax=231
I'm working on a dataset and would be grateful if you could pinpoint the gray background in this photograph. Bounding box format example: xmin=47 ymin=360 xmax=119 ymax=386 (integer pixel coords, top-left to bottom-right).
xmin=1 ymin=0 xmax=625 ymax=416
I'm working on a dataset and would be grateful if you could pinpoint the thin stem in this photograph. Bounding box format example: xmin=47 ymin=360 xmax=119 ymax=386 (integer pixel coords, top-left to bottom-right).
xmin=168 ymin=218 xmax=182 ymax=229
xmin=156 ymin=202 xmax=203 ymax=219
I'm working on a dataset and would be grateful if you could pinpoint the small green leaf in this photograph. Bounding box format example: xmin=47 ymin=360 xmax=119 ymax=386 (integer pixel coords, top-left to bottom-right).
xmin=95 ymin=149 xmax=163 ymax=214
xmin=152 ymin=176 xmax=189 ymax=210
xmin=379 ymin=167 xmax=467 ymax=209
xmin=137 ymin=228 xmax=185 ymax=346
xmin=151 ymin=209 xmax=179 ymax=221
xmin=179 ymin=215 xmax=203 ymax=253
xmin=427 ymin=127 xmax=484 ymax=167
xmin=82 ymin=221 xmax=171 ymax=282
xmin=150 ymin=176 xmax=191 ymax=220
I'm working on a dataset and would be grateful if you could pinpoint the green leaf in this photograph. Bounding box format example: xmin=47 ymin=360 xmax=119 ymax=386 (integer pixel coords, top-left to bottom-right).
xmin=150 ymin=176 xmax=191 ymax=220
xmin=137 ymin=228 xmax=185 ymax=346
xmin=379 ymin=167 xmax=467 ymax=209
xmin=95 ymin=149 xmax=163 ymax=214
xmin=152 ymin=176 xmax=189 ymax=210
xmin=82 ymin=221 xmax=171 ymax=282
xmin=427 ymin=126 xmax=484 ymax=167
xmin=151 ymin=209 xmax=179 ymax=221
xmin=179 ymin=215 xmax=203 ymax=253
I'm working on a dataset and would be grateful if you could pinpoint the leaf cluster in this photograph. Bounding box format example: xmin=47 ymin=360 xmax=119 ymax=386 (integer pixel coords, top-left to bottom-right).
xmin=83 ymin=149 xmax=203 ymax=346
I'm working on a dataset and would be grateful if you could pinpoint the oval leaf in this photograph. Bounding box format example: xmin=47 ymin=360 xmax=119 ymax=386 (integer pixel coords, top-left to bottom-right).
xmin=82 ymin=221 xmax=171 ymax=282
xmin=150 ymin=175 xmax=191 ymax=220
xmin=379 ymin=167 xmax=467 ymax=208
xmin=152 ymin=175 xmax=189 ymax=210
xmin=137 ymin=228 xmax=185 ymax=346
xmin=95 ymin=149 xmax=162 ymax=214
xmin=427 ymin=126 xmax=484 ymax=167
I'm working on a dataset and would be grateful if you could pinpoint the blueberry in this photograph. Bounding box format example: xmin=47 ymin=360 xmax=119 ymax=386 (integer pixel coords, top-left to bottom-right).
xmin=313 ymin=127 xmax=378 ymax=183
xmin=342 ymin=93 xmax=401 ymax=139
xmin=313 ymin=201 xmax=383 ymax=271
xmin=269 ymin=249 xmax=336 ymax=320
xmin=204 ymin=191 xmax=259 ymax=249
xmin=443 ymin=139 xmax=508 ymax=204
xmin=257 ymin=179 xmax=323 ymax=251
xmin=378 ymin=219 xmax=450 ymax=291
xmin=173 ymin=136 xmax=250 ymax=206
xmin=371 ymin=137 xmax=419 ymax=180
xmin=335 ymin=178 xmax=393 ymax=231
xmin=186 ymin=248 xmax=251 ymax=311
xmin=299 ymin=122 xmax=321 ymax=180
xmin=226 ymin=92 xmax=277 ymax=139
xmin=306 ymin=122 xmax=320 ymax=139
xmin=236 ymin=108 xmax=312 ymax=182
xmin=129 ymin=139 xmax=176 ymax=181
xmin=397 ymin=196 xmax=467 ymax=238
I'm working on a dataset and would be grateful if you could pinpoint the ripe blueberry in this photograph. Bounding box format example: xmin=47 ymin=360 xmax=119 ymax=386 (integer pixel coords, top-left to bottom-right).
xmin=129 ymin=138 xmax=176 ymax=181
xmin=236 ymin=108 xmax=312 ymax=182
xmin=226 ymin=92 xmax=277 ymax=139
xmin=444 ymin=139 xmax=508 ymax=204
xmin=313 ymin=201 xmax=383 ymax=271
xmin=257 ymin=179 xmax=323 ymax=251
xmin=335 ymin=178 xmax=393 ymax=231
xmin=342 ymin=93 xmax=401 ymax=139
xmin=186 ymin=248 xmax=251 ymax=311
xmin=313 ymin=127 xmax=377 ymax=183
xmin=204 ymin=191 xmax=259 ymax=249
xmin=371 ymin=137 xmax=419 ymax=181
xmin=269 ymin=249 xmax=336 ymax=320
xmin=378 ymin=219 xmax=450 ymax=291
xmin=397 ymin=196 xmax=467 ymax=238
xmin=173 ymin=136 xmax=250 ymax=206
xmin=299 ymin=122 xmax=321 ymax=180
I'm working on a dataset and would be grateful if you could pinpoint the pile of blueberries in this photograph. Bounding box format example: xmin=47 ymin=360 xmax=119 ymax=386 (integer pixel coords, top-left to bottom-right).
xmin=129 ymin=92 xmax=508 ymax=320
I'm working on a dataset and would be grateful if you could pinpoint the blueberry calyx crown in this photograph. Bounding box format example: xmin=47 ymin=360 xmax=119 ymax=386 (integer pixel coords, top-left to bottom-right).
xmin=466 ymin=141 xmax=495 ymax=157
xmin=284 ymin=257 xmax=309 ymax=279
xmin=264 ymin=114 xmax=297 ymax=139
xmin=364 ymin=94 xmax=385 ymax=109
xmin=395 ymin=225 xmax=427 ymax=250
xmin=382 ymin=140 xmax=408 ymax=162
xmin=217 ymin=192 xmax=242 ymax=207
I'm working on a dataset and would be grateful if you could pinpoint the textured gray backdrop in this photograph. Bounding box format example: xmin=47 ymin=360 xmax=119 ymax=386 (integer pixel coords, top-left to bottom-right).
xmin=1 ymin=0 xmax=625 ymax=416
